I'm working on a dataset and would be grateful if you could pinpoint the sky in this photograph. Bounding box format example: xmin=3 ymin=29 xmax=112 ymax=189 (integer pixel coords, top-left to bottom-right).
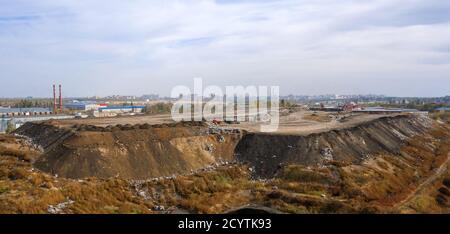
xmin=0 ymin=0 xmax=449 ymax=98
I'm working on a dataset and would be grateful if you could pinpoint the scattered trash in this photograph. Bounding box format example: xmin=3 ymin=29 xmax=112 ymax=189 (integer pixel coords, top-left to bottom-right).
xmin=320 ymin=147 xmax=333 ymax=161
xmin=217 ymin=135 xmax=225 ymax=143
xmin=205 ymin=144 xmax=215 ymax=152
xmin=47 ymin=199 xmax=74 ymax=214
xmin=130 ymin=181 xmax=151 ymax=200
xmin=153 ymin=205 xmax=165 ymax=211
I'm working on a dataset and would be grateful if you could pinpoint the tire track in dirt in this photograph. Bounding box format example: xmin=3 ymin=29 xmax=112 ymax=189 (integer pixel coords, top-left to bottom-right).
xmin=395 ymin=153 xmax=450 ymax=210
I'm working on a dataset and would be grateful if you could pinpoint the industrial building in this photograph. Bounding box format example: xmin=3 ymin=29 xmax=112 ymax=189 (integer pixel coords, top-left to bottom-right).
xmin=0 ymin=112 xmax=74 ymax=133
xmin=353 ymin=107 xmax=426 ymax=114
xmin=0 ymin=84 xmax=73 ymax=133
xmin=0 ymin=107 xmax=52 ymax=117
xmin=99 ymin=105 xmax=145 ymax=113
xmin=64 ymin=101 xmax=106 ymax=111
xmin=435 ymin=107 xmax=450 ymax=113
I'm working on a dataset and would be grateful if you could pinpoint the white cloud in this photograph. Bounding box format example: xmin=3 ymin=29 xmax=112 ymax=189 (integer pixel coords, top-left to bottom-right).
xmin=0 ymin=0 xmax=449 ymax=97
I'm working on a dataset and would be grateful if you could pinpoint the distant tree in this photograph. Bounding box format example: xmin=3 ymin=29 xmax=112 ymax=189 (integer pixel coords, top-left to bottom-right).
xmin=5 ymin=120 xmax=16 ymax=134
xmin=143 ymin=103 xmax=173 ymax=114
xmin=14 ymin=99 xmax=33 ymax=108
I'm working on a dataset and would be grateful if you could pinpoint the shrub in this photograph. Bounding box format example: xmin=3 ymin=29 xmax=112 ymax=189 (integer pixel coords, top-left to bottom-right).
xmin=139 ymin=124 xmax=151 ymax=129
xmin=319 ymin=201 xmax=345 ymax=213
xmin=0 ymin=167 xmax=9 ymax=179
xmin=436 ymin=194 xmax=448 ymax=206
xmin=0 ymin=186 xmax=9 ymax=194
xmin=5 ymin=120 xmax=16 ymax=134
xmin=267 ymin=191 xmax=283 ymax=199
xmin=143 ymin=103 xmax=173 ymax=114
xmin=438 ymin=187 xmax=450 ymax=197
xmin=0 ymin=146 xmax=31 ymax=162
xmin=8 ymin=168 xmax=29 ymax=180
xmin=443 ymin=178 xmax=450 ymax=188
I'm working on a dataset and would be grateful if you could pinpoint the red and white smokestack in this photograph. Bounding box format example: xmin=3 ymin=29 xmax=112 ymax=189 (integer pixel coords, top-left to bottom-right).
xmin=53 ymin=84 xmax=57 ymax=114
xmin=59 ymin=84 xmax=62 ymax=112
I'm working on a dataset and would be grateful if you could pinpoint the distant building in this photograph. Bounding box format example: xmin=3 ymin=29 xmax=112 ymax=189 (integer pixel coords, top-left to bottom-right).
xmin=435 ymin=107 xmax=450 ymax=113
xmin=342 ymin=102 xmax=361 ymax=111
xmin=0 ymin=107 xmax=52 ymax=117
xmin=141 ymin=94 xmax=160 ymax=101
xmin=99 ymin=105 xmax=145 ymax=113
xmin=309 ymin=103 xmax=342 ymax=112
xmin=0 ymin=114 xmax=74 ymax=133
xmin=64 ymin=101 xmax=106 ymax=111
xmin=104 ymin=95 xmax=136 ymax=100
xmin=353 ymin=107 xmax=426 ymax=114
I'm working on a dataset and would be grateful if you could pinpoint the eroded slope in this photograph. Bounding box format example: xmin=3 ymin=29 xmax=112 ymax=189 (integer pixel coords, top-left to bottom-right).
xmin=15 ymin=122 xmax=243 ymax=179
xmin=235 ymin=115 xmax=432 ymax=177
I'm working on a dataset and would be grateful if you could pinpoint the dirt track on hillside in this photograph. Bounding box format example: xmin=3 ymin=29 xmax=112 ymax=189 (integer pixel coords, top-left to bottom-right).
xmin=395 ymin=153 xmax=450 ymax=209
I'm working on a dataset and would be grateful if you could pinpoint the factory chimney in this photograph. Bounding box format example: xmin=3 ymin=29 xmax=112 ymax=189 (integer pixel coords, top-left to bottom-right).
xmin=53 ymin=84 xmax=57 ymax=114
xmin=59 ymin=84 xmax=62 ymax=112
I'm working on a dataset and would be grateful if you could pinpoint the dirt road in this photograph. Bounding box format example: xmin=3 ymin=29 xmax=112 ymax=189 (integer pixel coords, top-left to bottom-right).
xmin=50 ymin=110 xmax=400 ymax=136
xmin=395 ymin=153 xmax=450 ymax=209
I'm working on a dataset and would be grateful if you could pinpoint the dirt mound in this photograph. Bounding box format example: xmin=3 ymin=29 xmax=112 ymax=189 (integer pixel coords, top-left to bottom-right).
xmin=70 ymin=121 xmax=208 ymax=132
xmin=15 ymin=122 xmax=243 ymax=179
xmin=14 ymin=122 xmax=74 ymax=151
xmin=15 ymin=115 xmax=435 ymax=180
xmin=235 ymin=115 xmax=433 ymax=177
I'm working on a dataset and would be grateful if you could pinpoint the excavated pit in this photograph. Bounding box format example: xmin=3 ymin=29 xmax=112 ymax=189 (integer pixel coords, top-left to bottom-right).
xmin=14 ymin=114 xmax=433 ymax=180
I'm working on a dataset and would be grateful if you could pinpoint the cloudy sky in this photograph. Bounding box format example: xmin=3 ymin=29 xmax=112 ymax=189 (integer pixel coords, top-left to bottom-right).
xmin=0 ymin=0 xmax=449 ymax=97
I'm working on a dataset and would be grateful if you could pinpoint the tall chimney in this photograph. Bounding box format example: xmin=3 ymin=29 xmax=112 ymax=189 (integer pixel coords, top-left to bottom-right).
xmin=53 ymin=84 xmax=57 ymax=114
xmin=59 ymin=84 xmax=62 ymax=112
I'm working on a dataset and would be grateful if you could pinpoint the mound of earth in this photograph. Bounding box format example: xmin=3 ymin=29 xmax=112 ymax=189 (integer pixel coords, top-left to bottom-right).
xmin=15 ymin=122 xmax=243 ymax=179
xmin=14 ymin=114 xmax=435 ymax=180
xmin=235 ymin=115 xmax=433 ymax=177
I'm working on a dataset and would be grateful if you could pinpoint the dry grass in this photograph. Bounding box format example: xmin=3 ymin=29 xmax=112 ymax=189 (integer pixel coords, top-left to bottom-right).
xmin=338 ymin=124 xmax=450 ymax=211
xmin=0 ymin=120 xmax=449 ymax=214
xmin=141 ymin=166 xmax=255 ymax=213
xmin=278 ymin=165 xmax=335 ymax=184
xmin=430 ymin=112 xmax=450 ymax=124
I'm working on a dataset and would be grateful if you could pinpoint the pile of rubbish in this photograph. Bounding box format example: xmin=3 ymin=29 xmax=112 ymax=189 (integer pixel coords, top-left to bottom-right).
xmin=47 ymin=199 xmax=75 ymax=214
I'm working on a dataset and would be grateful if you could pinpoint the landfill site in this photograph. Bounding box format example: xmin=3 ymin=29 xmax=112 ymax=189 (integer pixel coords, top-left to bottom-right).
xmin=1 ymin=108 xmax=450 ymax=214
